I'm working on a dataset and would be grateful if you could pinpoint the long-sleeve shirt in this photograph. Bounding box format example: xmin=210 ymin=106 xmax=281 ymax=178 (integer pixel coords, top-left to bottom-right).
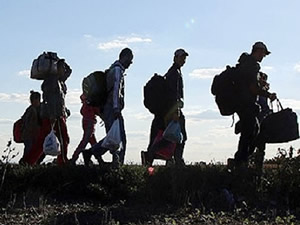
xmin=105 ymin=60 xmax=125 ymax=111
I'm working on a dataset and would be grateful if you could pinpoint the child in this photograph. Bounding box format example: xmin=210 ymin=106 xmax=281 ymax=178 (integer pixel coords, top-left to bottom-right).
xmin=70 ymin=94 xmax=100 ymax=164
xmin=19 ymin=91 xmax=42 ymax=164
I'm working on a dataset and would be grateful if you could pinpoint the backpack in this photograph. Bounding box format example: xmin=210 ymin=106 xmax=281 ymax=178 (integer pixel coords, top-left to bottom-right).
xmin=82 ymin=71 xmax=108 ymax=108
xmin=13 ymin=118 xmax=24 ymax=143
xmin=31 ymin=52 xmax=60 ymax=80
xmin=211 ymin=66 xmax=239 ymax=116
xmin=143 ymin=73 xmax=169 ymax=115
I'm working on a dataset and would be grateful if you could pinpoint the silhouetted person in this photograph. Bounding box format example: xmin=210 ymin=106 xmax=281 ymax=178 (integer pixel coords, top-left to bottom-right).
xmin=145 ymin=49 xmax=188 ymax=166
xmin=234 ymin=42 xmax=276 ymax=168
xmin=83 ymin=48 xmax=134 ymax=166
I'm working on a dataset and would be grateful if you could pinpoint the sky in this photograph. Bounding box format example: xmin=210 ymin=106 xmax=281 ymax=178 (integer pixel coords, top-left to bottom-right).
xmin=1 ymin=0 xmax=300 ymax=165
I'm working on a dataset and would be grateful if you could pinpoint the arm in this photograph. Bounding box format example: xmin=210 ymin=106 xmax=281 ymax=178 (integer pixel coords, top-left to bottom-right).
xmin=112 ymin=66 xmax=122 ymax=117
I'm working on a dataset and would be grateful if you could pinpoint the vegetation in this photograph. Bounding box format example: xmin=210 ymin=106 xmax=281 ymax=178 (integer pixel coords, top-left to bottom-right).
xmin=1 ymin=143 xmax=300 ymax=224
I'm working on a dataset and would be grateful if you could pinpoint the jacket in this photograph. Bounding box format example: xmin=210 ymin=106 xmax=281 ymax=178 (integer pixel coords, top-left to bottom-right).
xmin=164 ymin=63 xmax=184 ymax=116
xmin=105 ymin=61 xmax=125 ymax=112
xmin=235 ymin=53 xmax=261 ymax=107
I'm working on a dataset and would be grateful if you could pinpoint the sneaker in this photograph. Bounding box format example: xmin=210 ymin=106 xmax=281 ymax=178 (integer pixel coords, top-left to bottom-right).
xmin=82 ymin=150 xmax=92 ymax=166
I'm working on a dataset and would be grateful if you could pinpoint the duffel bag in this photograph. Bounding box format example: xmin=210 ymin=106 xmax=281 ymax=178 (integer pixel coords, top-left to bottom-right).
xmin=260 ymin=99 xmax=299 ymax=143
xmin=31 ymin=52 xmax=59 ymax=80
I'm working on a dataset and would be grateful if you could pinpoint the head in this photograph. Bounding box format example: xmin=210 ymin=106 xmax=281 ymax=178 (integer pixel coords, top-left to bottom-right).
xmin=29 ymin=90 xmax=41 ymax=107
xmin=251 ymin=41 xmax=270 ymax=62
xmin=173 ymin=48 xmax=189 ymax=68
xmin=258 ymin=72 xmax=270 ymax=90
xmin=119 ymin=48 xmax=133 ymax=69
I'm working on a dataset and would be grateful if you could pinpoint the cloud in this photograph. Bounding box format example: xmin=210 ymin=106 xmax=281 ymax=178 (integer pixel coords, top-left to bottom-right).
xmin=189 ymin=68 xmax=223 ymax=79
xmin=0 ymin=118 xmax=14 ymax=125
xmin=185 ymin=109 xmax=223 ymax=121
xmin=280 ymin=98 xmax=300 ymax=110
xmin=0 ymin=93 xmax=28 ymax=103
xmin=261 ymin=66 xmax=274 ymax=72
xmin=18 ymin=70 xmax=30 ymax=77
xmin=294 ymin=62 xmax=300 ymax=73
xmin=97 ymin=36 xmax=152 ymax=50
xmin=65 ymin=89 xmax=81 ymax=105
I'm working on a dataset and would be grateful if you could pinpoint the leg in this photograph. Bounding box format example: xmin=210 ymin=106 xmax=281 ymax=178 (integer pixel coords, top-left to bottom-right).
xmin=234 ymin=105 xmax=258 ymax=165
xmin=71 ymin=118 xmax=96 ymax=163
xmin=174 ymin=113 xmax=187 ymax=166
xmin=117 ymin=115 xmax=126 ymax=165
xmin=56 ymin=117 xmax=69 ymax=165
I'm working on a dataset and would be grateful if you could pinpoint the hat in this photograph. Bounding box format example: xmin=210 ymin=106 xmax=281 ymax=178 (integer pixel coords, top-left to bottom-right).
xmin=174 ymin=48 xmax=189 ymax=57
xmin=252 ymin=41 xmax=271 ymax=55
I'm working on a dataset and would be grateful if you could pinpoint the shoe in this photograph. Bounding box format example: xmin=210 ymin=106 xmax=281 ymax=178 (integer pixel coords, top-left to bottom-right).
xmin=95 ymin=155 xmax=104 ymax=165
xmin=175 ymin=158 xmax=186 ymax=167
xmin=82 ymin=150 xmax=92 ymax=166
xmin=112 ymin=152 xmax=120 ymax=168
xmin=166 ymin=158 xmax=175 ymax=166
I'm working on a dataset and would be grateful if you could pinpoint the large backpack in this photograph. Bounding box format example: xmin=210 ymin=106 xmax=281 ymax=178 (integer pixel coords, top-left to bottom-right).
xmin=143 ymin=73 xmax=169 ymax=115
xmin=211 ymin=66 xmax=239 ymax=116
xmin=31 ymin=52 xmax=60 ymax=80
xmin=82 ymin=71 xmax=108 ymax=108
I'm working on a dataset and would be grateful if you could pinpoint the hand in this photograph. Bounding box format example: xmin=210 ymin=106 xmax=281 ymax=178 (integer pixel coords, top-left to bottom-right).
xmin=269 ymin=93 xmax=277 ymax=102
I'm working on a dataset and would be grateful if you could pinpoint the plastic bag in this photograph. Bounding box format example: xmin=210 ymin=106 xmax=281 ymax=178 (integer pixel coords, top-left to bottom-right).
xmin=43 ymin=129 xmax=61 ymax=156
xmin=153 ymin=130 xmax=176 ymax=160
xmin=101 ymin=119 xmax=121 ymax=150
xmin=163 ymin=120 xmax=183 ymax=143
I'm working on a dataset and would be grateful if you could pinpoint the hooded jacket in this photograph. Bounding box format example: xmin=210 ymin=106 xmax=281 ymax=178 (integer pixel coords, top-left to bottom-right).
xmin=105 ymin=60 xmax=125 ymax=112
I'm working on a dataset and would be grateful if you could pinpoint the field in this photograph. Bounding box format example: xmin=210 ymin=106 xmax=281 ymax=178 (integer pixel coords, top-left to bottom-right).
xmin=1 ymin=142 xmax=300 ymax=224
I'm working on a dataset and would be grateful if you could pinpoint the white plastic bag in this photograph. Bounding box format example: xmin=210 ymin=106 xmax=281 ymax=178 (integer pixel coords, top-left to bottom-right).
xmin=43 ymin=129 xmax=61 ymax=156
xmin=163 ymin=120 xmax=183 ymax=143
xmin=101 ymin=119 xmax=121 ymax=150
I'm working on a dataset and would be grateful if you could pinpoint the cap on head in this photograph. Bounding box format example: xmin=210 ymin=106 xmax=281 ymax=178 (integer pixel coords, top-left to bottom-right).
xmin=174 ymin=48 xmax=189 ymax=57
xmin=252 ymin=41 xmax=271 ymax=55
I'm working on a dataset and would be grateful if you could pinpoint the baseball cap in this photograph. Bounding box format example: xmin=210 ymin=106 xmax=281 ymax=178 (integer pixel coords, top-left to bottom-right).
xmin=174 ymin=48 xmax=189 ymax=57
xmin=252 ymin=41 xmax=271 ymax=55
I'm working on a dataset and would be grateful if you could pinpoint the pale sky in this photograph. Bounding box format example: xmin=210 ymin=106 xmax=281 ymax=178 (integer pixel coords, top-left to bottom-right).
xmin=1 ymin=0 xmax=300 ymax=164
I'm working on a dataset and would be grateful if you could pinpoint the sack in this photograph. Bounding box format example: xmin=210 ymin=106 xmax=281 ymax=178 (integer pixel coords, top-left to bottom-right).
xmin=82 ymin=71 xmax=108 ymax=107
xmin=143 ymin=73 xmax=169 ymax=115
xmin=153 ymin=130 xmax=176 ymax=160
xmin=163 ymin=120 xmax=183 ymax=143
xmin=13 ymin=118 xmax=23 ymax=143
xmin=31 ymin=52 xmax=60 ymax=80
xmin=43 ymin=129 xmax=61 ymax=156
xmin=260 ymin=100 xmax=299 ymax=143
xmin=101 ymin=119 xmax=122 ymax=150
xmin=211 ymin=66 xmax=239 ymax=116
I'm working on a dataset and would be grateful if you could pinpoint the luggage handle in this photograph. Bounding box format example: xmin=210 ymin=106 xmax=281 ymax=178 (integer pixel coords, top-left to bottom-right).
xmin=269 ymin=98 xmax=283 ymax=112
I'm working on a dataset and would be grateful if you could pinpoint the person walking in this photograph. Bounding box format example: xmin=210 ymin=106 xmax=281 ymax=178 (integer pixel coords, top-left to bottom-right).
xmin=234 ymin=41 xmax=276 ymax=168
xmin=144 ymin=49 xmax=188 ymax=166
xmin=19 ymin=91 xmax=42 ymax=165
xmin=70 ymin=94 xmax=100 ymax=164
xmin=83 ymin=48 xmax=134 ymax=166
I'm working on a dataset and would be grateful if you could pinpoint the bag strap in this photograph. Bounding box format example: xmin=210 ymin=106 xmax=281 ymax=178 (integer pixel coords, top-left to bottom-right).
xmin=269 ymin=98 xmax=283 ymax=112
xmin=276 ymin=99 xmax=283 ymax=110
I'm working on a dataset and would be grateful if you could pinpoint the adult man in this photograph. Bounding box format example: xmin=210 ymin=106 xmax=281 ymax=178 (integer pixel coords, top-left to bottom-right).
xmin=145 ymin=49 xmax=188 ymax=166
xmin=234 ymin=42 xmax=276 ymax=167
xmin=83 ymin=48 xmax=134 ymax=166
